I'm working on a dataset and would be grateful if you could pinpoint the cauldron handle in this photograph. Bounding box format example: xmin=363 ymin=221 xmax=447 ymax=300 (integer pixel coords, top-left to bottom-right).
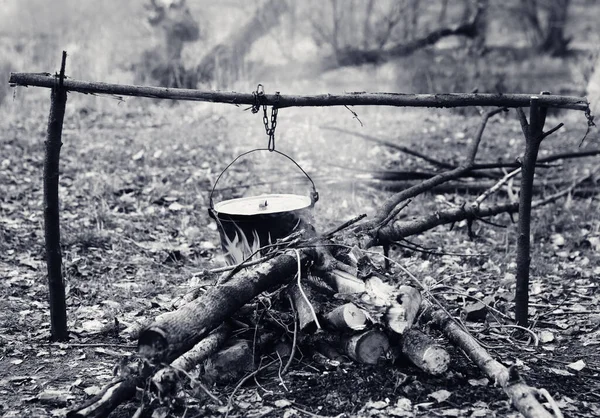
xmin=209 ymin=148 xmax=319 ymax=210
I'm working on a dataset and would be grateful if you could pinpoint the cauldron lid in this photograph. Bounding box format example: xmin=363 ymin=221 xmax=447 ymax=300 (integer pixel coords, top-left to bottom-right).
xmin=213 ymin=194 xmax=311 ymax=216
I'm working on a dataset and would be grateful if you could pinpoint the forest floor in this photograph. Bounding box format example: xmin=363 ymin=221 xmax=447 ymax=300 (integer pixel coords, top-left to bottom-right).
xmin=1 ymin=89 xmax=599 ymax=418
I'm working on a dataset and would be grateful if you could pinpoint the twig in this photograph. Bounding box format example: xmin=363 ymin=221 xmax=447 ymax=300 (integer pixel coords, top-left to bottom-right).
xmin=393 ymin=239 xmax=486 ymax=257
xmin=539 ymin=122 xmax=565 ymax=140
xmin=472 ymin=167 xmax=521 ymax=207
xmin=539 ymin=310 xmax=600 ymax=316
xmin=343 ymin=105 xmax=363 ymax=126
xmin=290 ymin=402 xmax=340 ymax=418
xmin=275 ymin=351 xmax=289 ymax=392
xmin=378 ymin=199 xmax=412 ymax=228
xmin=175 ymin=367 xmax=223 ymax=405
xmin=532 ymin=167 xmax=600 ymax=208
xmin=321 ymin=126 xmax=454 ymax=169
xmin=282 ymin=295 xmax=299 ymax=376
xmin=320 ymin=213 xmax=367 ymax=239
xmin=538 ymin=388 xmax=565 ymax=418
xmin=488 ymin=324 xmax=539 ymax=346
xmin=294 ymin=249 xmax=321 ymax=330
xmin=45 ymin=342 xmax=136 ymax=349
xmin=225 ymin=359 xmax=278 ymax=418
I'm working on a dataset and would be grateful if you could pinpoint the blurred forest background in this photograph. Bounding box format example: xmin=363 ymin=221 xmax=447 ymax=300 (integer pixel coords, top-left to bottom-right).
xmin=1 ymin=0 xmax=600 ymax=106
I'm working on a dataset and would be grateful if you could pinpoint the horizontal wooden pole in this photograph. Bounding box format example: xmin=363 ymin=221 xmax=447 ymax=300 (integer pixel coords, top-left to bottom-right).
xmin=9 ymin=72 xmax=589 ymax=111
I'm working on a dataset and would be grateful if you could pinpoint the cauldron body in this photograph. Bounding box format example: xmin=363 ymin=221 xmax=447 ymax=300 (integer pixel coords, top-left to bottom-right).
xmin=210 ymin=194 xmax=314 ymax=263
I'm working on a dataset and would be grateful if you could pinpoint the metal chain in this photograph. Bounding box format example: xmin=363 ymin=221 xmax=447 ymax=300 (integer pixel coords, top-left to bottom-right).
xmin=252 ymin=84 xmax=279 ymax=151
xmin=580 ymin=104 xmax=596 ymax=146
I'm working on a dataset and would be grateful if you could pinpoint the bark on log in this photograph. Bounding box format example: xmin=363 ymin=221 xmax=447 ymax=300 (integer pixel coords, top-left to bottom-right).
xmin=153 ymin=323 xmax=230 ymax=390
xmin=390 ymin=285 xmax=422 ymax=334
xmin=324 ymin=269 xmax=421 ymax=335
xmin=428 ymin=307 xmax=558 ymax=418
xmin=138 ymin=250 xmax=314 ymax=363
xmin=8 ymin=73 xmax=590 ymax=111
xmin=400 ymin=329 xmax=450 ymax=376
xmin=288 ymin=281 xmax=325 ymax=332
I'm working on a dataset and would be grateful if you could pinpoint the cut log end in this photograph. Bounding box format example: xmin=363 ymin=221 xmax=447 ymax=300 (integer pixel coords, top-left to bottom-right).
xmin=325 ymin=303 xmax=367 ymax=331
xmin=420 ymin=346 xmax=451 ymax=376
xmin=401 ymin=329 xmax=450 ymax=376
xmin=345 ymin=330 xmax=390 ymax=365
xmin=137 ymin=326 xmax=168 ymax=359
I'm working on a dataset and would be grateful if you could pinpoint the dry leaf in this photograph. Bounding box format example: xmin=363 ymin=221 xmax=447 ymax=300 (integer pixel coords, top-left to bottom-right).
xmin=566 ymin=359 xmax=586 ymax=371
xmin=429 ymin=389 xmax=452 ymax=403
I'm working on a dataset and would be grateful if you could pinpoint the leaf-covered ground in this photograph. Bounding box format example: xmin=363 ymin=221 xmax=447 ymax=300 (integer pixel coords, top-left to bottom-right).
xmin=1 ymin=92 xmax=599 ymax=417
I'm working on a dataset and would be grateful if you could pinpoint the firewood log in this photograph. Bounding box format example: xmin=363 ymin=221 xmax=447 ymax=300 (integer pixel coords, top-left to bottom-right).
xmin=287 ymin=282 xmax=323 ymax=331
xmin=152 ymin=323 xmax=230 ymax=394
xmin=204 ymin=340 xmax=254 ymax=384
xmin=400 ymin=329 xmax=450 ymax=375
xmin=326 ymin=269 xmax=422 ymax=335
xmin=344 ymin=330 xmax=390 ymax=365
xmin=138 ymin=250 xmax=315 ymax=363
xmin=323 ymin=303 xmax=368 ymax=331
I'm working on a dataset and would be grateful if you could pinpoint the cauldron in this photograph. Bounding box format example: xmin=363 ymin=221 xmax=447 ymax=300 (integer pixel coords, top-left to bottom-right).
xmin=209 ymin=149 xmax=318 ymax=264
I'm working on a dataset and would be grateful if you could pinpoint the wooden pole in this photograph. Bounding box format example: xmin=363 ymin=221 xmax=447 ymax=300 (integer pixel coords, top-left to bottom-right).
xmin=45 ymin=51 xmax=68 ymax=341
xmin=514 ymin=93 xmax=550 ymax=327
xmin=8 ymin=72 xmax=589 ymax=111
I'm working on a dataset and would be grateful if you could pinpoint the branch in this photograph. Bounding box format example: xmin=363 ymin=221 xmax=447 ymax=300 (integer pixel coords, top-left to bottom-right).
xmin=369 ymin=200 xmax=519 ymax=247
xmin=427 ymin=307 xmax=559 ymax=418
xmin=472 ymin=167 xmax=521 ymax=207
xmin=321 ymin=126 xmax=455 ymax=169
xmin=362 ymin=108 xmax=505 ymax=230
xmin=8 ymin=73 xmax=590 ymax=110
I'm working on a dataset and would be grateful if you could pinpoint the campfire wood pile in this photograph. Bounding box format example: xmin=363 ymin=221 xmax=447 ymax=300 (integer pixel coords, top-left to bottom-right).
xmin=66 ymin=108 xmax=583 ymax=418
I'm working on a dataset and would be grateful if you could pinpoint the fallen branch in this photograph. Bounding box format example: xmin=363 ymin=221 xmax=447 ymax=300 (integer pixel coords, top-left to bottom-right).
xmin=370 ymin=201 xmax=519 ymax=247
xmin=67 ymin=375 xmax=143 ymax=418
xmin=321 ymin=126 xmax=454 ymax=169
xmin=69 ymin=325 xmax=230 ymax=418
xmin=361 ymin=108 xmax=507 ymax=232
xmin=427 ymin=306 xmax=559 ymax=418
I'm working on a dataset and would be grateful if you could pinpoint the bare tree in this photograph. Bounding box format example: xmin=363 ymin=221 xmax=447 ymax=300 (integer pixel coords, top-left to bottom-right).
xmin=516 ymin=0 xmax=571 ymax=56
xmin=137 ymin=0 xmax=201 ymax=87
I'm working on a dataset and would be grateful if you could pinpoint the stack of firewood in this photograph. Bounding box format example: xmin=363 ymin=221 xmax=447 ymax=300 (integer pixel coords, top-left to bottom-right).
xmin=67 ymin=239 xmax=555 ymax=418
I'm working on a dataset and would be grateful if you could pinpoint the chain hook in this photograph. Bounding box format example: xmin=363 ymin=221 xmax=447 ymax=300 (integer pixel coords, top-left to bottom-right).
xmin=252 ymin=85 xmax=279 ymax=151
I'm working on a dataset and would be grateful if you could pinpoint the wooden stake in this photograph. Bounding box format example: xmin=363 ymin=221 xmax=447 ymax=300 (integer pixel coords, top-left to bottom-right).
xmin=45 ymin=51 xmax=68 ymax=341
xmin=515 ymin=92 xmax=555 ymax=327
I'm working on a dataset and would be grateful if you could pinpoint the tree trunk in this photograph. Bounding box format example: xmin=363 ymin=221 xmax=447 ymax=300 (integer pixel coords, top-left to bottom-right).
xmin=539 ymin=0 xmax=571 ymax=56
xmin=197 ymin=0 xmax=289 ymax=85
